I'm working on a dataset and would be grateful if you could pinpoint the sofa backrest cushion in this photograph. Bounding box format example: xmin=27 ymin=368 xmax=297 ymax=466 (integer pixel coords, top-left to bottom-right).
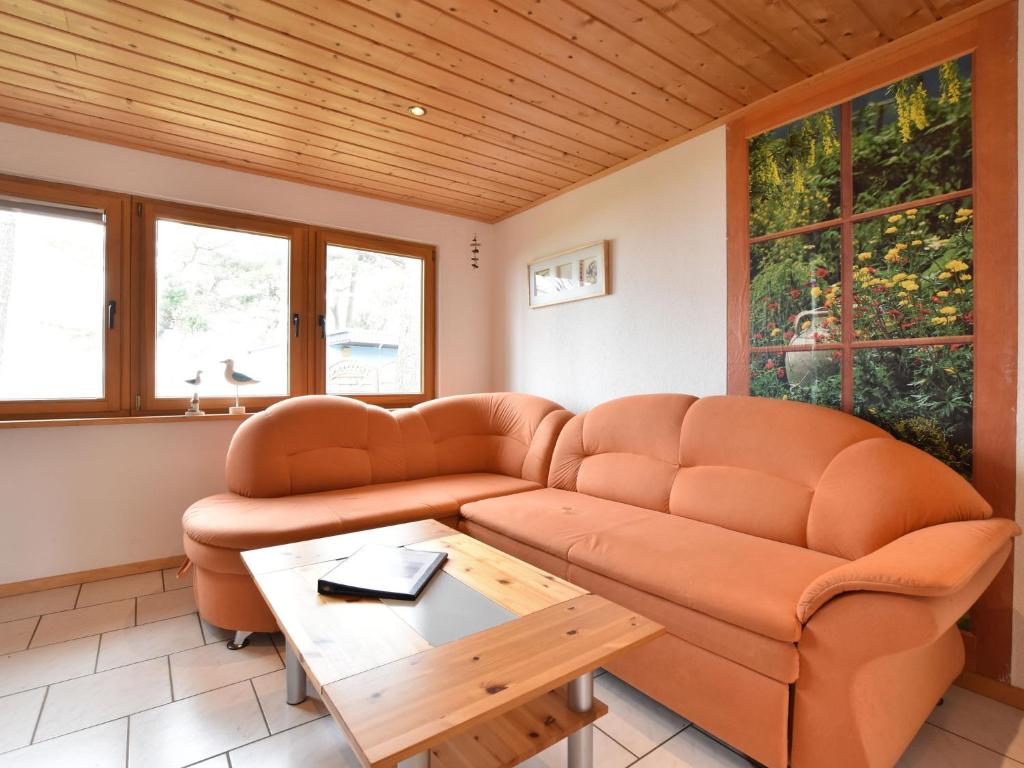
xmin=226 ymin=396 xmax=404 ymax=497
xmin=227 ymin=393 xmax=570 ymax=498
xmin=404 ymin=393 xmax=570 ymax=481
xmin=549 ymin=395 xmax=696 ymax=511
xmin=548 ymin=393 xmax=992 ymax=555
xmin=807 ymin=438 xmax=992 ymax=559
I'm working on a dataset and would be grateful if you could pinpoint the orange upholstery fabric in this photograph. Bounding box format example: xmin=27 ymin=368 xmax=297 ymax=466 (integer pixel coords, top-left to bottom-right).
xmin=186 ymin=474 xmax=539 ymax=552
xmin=797 ymin=518 xmax=1018 ymax=621
xmin=227 ymin=393 xmax=568 ymax=498
xmin=791 ymin=546 xmax=1010 ymax=768
xmin=568 ymin=515 xmax=845 ymax=643
xmin=185 ymin=392 xmax=569 ymax=633
xmin=458 ymin=521 xmax=799 ymax=681
xmin=806 ymin=437 xmax=993 ymax=558
xmin=471 ymin=392 xmax=1019 ymax=768
xmin=460 ymin=488 xmax=656 ymax=559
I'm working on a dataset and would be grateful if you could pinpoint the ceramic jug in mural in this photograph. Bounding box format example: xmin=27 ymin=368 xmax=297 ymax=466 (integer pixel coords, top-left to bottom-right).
xmin=785 ymin=308 xmax=839 ymax=388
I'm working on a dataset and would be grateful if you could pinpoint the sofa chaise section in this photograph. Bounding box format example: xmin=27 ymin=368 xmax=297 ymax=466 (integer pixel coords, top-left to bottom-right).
xmin=459 ymin=393 xmax=1018 ymax=768
xmin=183 ymin=393 xmax=571 ymax=635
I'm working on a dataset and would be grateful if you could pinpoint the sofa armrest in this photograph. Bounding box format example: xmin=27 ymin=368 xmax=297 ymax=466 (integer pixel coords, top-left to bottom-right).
xmin=797 ymin=517 xmax=1019 ymax=623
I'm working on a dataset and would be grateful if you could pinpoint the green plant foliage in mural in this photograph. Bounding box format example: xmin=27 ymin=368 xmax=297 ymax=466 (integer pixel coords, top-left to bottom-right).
xmin=749 ymin=228 xmax=841 ymax=347
xmin=852 ymin=198 xmax=974 ymax=340
xmin=853 ymin=56 xmax=972 ymax=212
xmin=748 ymin=108 xmax=840 ymax=238
xmin=853 ymin=344 xmax=973 ymax=477
xmin=749 ymin=351 xmax=841 ymax=408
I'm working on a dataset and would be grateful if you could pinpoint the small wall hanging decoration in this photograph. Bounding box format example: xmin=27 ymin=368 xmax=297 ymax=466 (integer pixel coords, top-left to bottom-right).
xmin=470 ymin=234 xmax=480 ymax=269
xmin=528 ymin=240 xmax=609 ymax=308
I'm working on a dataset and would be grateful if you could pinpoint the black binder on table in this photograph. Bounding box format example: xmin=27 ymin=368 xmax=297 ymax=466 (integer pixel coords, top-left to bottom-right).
xmin=316 ymin=544 xmax=447 ymax=601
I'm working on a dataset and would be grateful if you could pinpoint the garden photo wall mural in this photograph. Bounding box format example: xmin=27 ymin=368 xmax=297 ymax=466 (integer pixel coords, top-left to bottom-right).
xmin=746 ymin=56 xmax=975 ymax=477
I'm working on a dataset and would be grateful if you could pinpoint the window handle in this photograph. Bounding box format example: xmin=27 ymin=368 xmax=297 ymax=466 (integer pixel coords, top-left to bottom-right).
xmin=318 ymin=314 xmax=326 ymax=339
xmin=107 ymin=300 xmax=117 ymax=330
xmin=292 ymin=313 xmax=301 ymax=338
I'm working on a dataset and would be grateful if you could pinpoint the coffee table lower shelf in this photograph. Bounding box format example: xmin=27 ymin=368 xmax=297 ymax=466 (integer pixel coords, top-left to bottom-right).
xmin=428 ymin=688 xmax=608 ymax=768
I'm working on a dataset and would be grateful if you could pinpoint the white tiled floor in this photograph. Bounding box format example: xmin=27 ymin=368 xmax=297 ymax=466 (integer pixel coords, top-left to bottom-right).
xmin=1 ymin=568 xmax=1023 ymax=767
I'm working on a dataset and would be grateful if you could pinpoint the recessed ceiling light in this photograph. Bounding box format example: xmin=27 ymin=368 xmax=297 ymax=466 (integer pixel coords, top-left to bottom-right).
xmin=407 ymin=105 xmax=428 ymax=117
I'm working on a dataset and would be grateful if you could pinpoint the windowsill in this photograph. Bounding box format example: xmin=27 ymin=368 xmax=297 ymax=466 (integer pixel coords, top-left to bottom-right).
xmin=0 ymin=413 xmax=252 ymax=430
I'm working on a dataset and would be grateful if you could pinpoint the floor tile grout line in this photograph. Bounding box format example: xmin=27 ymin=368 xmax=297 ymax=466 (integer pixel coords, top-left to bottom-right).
xmin=14 ymin=640 xmax=284 ymax=751
xmin=166 ymin=653 xmax=175 ymax=702
xmin=23 ymin=614 xmax=42 ymax=648
xmin=9 ymin=670 xmax=258 ymax=751
xmin=27 ymin=684 xmax=49 ymax=745
xmin=925 ymin=721 xmax=1024 ymax=765
xmin=249 ymin=678 xmax=273 ymax=738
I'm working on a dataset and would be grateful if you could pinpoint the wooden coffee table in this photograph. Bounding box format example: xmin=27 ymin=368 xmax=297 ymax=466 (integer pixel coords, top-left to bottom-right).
xmin=242 ymin=519 xmax=663 ymax=768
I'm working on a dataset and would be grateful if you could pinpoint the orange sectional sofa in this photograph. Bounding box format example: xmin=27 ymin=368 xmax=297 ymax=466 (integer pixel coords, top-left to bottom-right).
xmin=182 ymin=392 xmax=571 ymax=633
xmin=182 ymin=391 xmax=1018 ymax=768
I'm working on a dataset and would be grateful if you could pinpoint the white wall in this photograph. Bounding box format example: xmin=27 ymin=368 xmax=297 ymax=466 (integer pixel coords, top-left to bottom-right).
xmin=490 ymin=128 xmax=728 ymax=413
xmin=0 ymin=123 xmax=494 ymax=583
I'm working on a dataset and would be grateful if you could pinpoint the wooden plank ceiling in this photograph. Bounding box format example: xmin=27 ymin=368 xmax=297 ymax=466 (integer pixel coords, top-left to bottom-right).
xmin=0 ymin=0 xmax=986 ymax=222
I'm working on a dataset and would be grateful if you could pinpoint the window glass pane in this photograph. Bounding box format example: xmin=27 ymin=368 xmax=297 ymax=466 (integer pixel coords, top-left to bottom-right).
xmin=325 ymin=245 xmax=423 ymax=395
xmin=853 ymin=56 xmax=972 ymax=212
xmin=750 ymin=227 xmax=841 ymax=347
xmin=750 ymin=351 xmax=841 ymax=408
xmin=0 ymin=208 xmax=105 ymax=400
xmin=155 ymin=220 xmax=290 ymax=398
xmin=852 ymin=197 xmax=973 ymax=341
xmin=748 ymin=107 xmax=840 ymax=238
xmin=853 ymin=344 xmax=973 ymax=477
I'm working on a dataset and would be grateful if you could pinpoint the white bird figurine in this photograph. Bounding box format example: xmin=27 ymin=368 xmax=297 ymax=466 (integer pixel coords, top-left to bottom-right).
xmin=185 ymin=370 xmax=202 ymax=387
xmin=220 ymin=359 xmax=259 ymax=407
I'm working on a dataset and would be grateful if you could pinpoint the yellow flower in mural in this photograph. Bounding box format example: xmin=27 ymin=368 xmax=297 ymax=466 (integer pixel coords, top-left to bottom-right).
xmin=931 ymin=317 xmax=947 ymax=325
xmin=885 ymin=226 xmax=898 ymax=234
xmin=938 ymin=271 xmax=952 ymax=279
xmin=810 ymin=286 xmax=822 ymax=298
xmin=936 ymin=290 xmax=949 ymax=298
xmin=953 ymin=288 xmax=966 ymax=295
xmin=961 ymin=274 xmax=972 ymax=281
xmin=911 ymin=239 xmax=923 ymax=246
xmin=892 ymin=273 xmax=907 ymax=282
xmin=939 ymin=306 xmax=957 ymax=315
xmin=900 ymin=280 xmax=920 ymax=291
xmin=906 ymin=208 xmax=919 ymax=216
xmin=887 ymin=214 xmax=903 ymax=223
xmin=945 ymin=259 xmax=969 ymax=272
xmin=956 ymin=207 xmax=973 ymax=216
xmin=944 ymin=368 xmax=956 ymax=374
xmin=771 ymin=328 xmax=781 ymax=337
xmin=858 ymin=251 xmax=872 ymax=261
xmin=801 ymin=320 xmax=812 ymax=331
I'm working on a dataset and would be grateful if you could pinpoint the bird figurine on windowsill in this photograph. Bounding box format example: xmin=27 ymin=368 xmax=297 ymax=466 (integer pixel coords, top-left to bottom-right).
xmin=220 ymin=359 xmax=259 ymax=414
xmin=184 ymin=370 xmax=204 ymax=416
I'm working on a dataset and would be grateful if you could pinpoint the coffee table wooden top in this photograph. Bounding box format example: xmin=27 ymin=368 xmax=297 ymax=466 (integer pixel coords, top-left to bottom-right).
xmin=243 ymin=519 xmax=664 ymax=768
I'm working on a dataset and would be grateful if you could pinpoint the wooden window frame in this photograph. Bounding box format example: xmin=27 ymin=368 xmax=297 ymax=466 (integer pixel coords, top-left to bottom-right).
xmin=314 ymin=228 xmax=437 ymax=408
xmin=726 ymin=3 xmax=1017 ymax=681
xmin=133 ymin=199 xmax=310 ymax=415
xmin=0 ymin=175 xmax=129 ymax=419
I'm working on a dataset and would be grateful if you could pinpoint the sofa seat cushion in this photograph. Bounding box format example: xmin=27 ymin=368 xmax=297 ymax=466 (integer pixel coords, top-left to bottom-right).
xmin=185 ymin=473 xmax=539 ymax=552
xmin=460 ymin=488 xmax=658 ymax=559
xmin=568 ymin=515 xmax=847 ymax=643
xmin=459 ymin=519 xmax=799 ymax=683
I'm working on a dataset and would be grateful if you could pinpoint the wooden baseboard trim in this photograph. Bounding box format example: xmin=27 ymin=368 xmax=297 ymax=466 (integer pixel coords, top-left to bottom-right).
xmin=956 ymin=671 xmax=1024 ymax=711
xmin=0 ymin=555 xmax=187 ymax=598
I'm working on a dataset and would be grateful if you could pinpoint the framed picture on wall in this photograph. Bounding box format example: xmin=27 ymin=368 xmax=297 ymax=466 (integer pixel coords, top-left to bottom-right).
xmin=528 ymin=240 xmax=609 ymax=308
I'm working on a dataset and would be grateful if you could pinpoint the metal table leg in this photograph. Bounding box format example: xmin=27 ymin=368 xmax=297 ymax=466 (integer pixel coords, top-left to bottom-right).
xmin=567 ymin=671 xmax=594 ymax=768
xmin=398 ymin=751 xmax=430 ymax=767
xmin=285 ymin=640 xmax=307 ymax=705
